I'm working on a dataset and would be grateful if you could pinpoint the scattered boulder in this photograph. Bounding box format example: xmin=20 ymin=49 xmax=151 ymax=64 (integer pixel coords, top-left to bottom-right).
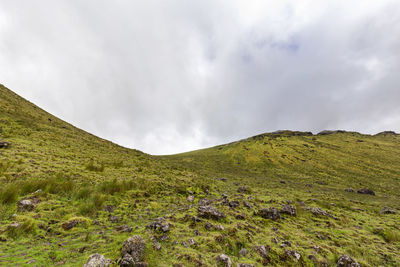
xmin=345 ymin=188 xmax=354 ymax=193
xmin=306 ymin=207 xmax=338 ymax=220
xmin=120 ymin=236 xmax=146 ymax=265
xmin=357 ymin=188 xmax=375 ymax=196
xmin=216 ymin=254 xmax=232 ymax=267
xmin=280 ymin=205 xmax=296 ymax=216
xmin=83 ymin=254 xmax=112 ymax=267
xmin=8 ymin=222 xmax=21 ymax=230
xmin=62 ymin=219 xmax=79 ymax=230
xmin=116 ymin=225 xmax=133 ymax=233
xmin=337 ymin=255 xmax=360 ymax=267
xmin=17 ymin=199 xmax=35 ymax=212
xmin=258 ymin=207 xmax=280 ymax=220
xmin=146 ymin=218 xmax=171 ymax=233
xmin=0 ymin=141 xmax=10 ymax=148
xmin=197 ymin=205 xmax=226 ymax=220
xmin=380 ymin=206 xmax=397 ymax=215
xmin=305 ymin=184 xmax=312 ymax=188
xmin=316 ymin=181 xmax=327 ymax=185
xmin=237 ymin=264 xmax=254 ymax=267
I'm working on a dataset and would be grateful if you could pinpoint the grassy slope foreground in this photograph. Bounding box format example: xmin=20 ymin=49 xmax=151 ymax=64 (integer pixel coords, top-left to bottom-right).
xmin=0 ymin=84 xmax=399 ymax=266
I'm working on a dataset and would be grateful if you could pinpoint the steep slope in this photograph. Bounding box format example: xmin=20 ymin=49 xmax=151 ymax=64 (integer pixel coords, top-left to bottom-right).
xmin=0 ymin=84 xmax=399 ymax=266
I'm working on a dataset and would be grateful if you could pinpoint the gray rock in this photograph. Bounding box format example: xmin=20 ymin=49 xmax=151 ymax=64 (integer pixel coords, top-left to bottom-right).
xmin=380 ymin=206 xmax=397 ymax=214
xmin=187 ymin=195 xmax=194 ymax=202
xmin=83 ymin=253 xmax=111 ymax=267
xmin=280 ymin=204 xmax=296 ymax=216
xmin=238 ymin=248 xmax=248 ymax=258
xmin=197 ymin=205 xmax=226 ymax=220
xmin=243 ymin=201 xmax=252 ymax=209
xmin=121 ymin=236 xmax=146 ymax=263
xmin=285 ymin=250 xmax=301 ymax=260
xmin=307 ymin=207 xmax=338 ymax=220
xmin=357 ymin=188 xmax=375 ymax=196
xmin=17 ymin=199 xmax=35 ymax=212
xmin=258 ymin=207 xmax=280 ymax=220
xmin=216 ymin=254 xmax=232 ymax=267
xmin=116 ymin=225 xmax=133 ymax=233
xmin=254 ymin=245 xmax=269 ymax=258
xmin=109 ymin=216 xmax=119 ymax=223
xmin=198 ymin=198 xmax=212 ymax=206
xmin=153 ymin=241 xmax=161 ymax=251
xmin=236 ymin=264 xmax=254 ymax=267
xmin=345 ymin=188 xmax=354 ymax=193
xmin=337 ymin=255 xmax=360 ymax=267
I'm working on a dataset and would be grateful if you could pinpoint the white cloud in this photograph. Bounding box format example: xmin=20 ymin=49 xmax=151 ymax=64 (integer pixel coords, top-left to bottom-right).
xmin=0 ymin=0 xmax=399 ymax=154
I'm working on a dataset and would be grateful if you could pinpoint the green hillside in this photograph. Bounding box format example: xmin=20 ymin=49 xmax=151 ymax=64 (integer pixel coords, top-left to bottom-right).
xmin=0 ymin=84 xmax=399 ymax=266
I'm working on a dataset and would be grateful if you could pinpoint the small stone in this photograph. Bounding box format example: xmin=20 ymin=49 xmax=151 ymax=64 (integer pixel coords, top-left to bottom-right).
xmin=285 ymin=250 xmax=301 ymax=260
xmin=254 ymin=245 xmax=269 ymax=258
xmin=62 ymin=219 xmax=79 ymax=230
xmin=238 ymin=248 xmax=248 ymax=258
xmin=83 ymin=253 xmax=111 ymax=267
xmin=104 ymin=205 xmax=115 ymax=213
xmin=109 ymin=216 xmax=119 ymax=223
xmin=216 ymin=254 xmax=232 ymax=267
xmin=115 ymin=225 xmax=133 ymax=233
xmin=345 ymin=188 xmax=354 ymax=193
xmin=17 ymin=199 xmax=35 ymax=212
xmin=243 ymin=201 xmax=252 ymax=209
xmin=229 ymin=201 xmax=240 ymax=208
xmin=237 ymin=187 xmax=248 ymax=193
xmin=187 ymin=195 xmax=194 ymax=202
xmin=0 ymin=141 xmax=10 ymax=148
xmin=236 ymin=264 xmax=254 ymax=267
xmin=214 ymin=225 xmax=225 ymax=231
xmin=153 ymin=241 xmax=161 ymax=250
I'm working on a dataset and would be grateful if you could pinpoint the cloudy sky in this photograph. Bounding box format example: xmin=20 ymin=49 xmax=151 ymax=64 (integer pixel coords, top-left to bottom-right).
xmin=1 ymin=1 xmax=400 ymax=154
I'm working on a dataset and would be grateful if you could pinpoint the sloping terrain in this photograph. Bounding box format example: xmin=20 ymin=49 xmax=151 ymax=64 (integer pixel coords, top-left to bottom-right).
xmin=0 ymin=84 xmax=399 ymax=266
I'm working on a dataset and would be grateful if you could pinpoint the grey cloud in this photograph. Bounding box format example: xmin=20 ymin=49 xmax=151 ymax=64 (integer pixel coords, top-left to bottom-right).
xmin=1 ymin=1 xmax=400 ymax=154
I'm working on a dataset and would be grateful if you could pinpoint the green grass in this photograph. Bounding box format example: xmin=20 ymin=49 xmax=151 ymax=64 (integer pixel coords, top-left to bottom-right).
xmin=0 ymin=84 xmax=399 ymax=266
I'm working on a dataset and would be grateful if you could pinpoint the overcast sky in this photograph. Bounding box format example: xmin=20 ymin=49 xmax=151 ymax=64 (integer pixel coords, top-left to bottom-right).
xmin=1 ymin=1 xmax=400 ymax=154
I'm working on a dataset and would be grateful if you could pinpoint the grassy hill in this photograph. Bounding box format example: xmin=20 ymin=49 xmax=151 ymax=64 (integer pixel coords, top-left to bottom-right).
xmin=0 ymin=84 xmax=399 ymax=266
